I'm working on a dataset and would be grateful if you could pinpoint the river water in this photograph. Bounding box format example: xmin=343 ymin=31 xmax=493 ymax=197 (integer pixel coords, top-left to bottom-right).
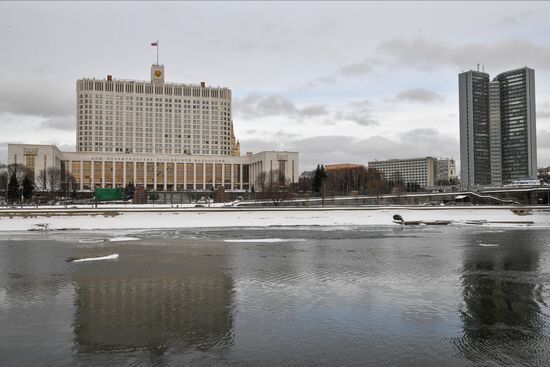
xmin=1 ymin=225 xmax=549 ymax=366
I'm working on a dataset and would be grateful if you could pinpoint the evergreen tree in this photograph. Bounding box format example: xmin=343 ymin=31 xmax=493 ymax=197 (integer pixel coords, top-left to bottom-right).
xmin=7 ymin=172 xmax=20 ymax=204
xmin=124 ymin=182 xmax=136 ymax=200
xmin=312 ymin=165 xmax=327 ymax=193
xmin=22 ymin=175 xmax=34 ymax=201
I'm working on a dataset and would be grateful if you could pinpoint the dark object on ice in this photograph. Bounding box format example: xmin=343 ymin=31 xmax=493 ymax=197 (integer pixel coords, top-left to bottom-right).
xmin=392 ymin=214 xmax=450 ymax=226
xmin=393 ymin=214 xmax=403 ymax=223
xmin=511 ymin=208 xmax=532 ymax=216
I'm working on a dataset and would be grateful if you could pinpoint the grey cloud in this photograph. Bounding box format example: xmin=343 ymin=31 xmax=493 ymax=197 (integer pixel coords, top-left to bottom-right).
xmin=234 ymin=93 xmax=329 ymax=120
xmin=339 ymin=61 xmax=373 ymax=75
xmin=378 ymin=38 xmax=550 ymax=71
xmin=304 ymin=58 xmax=377 ymax=89
xmin=334 ymin=100 xmax=378 ymax=127
xmin=300 ymin=105 xmax=329 ymax=117
xmin=315 ymin=75 xmax=337 ymax=85
xmin=398 ymin=128 xmax=439 ymax=140
xmin=538 ymin=130 xmax=550 ymax=150
xmin=496 ymin=11 xmax=532 ymax=27
xmin=0 ymin=81 xmax=72 ymax=117
xmin=497 ymin=16 xmax=518 ymax=26
xmin=395 ymin=88 xmax=444 ymax=103
xmin=538 ymin=110 xmax=550 ymax=119
xmin=42 ymin=115 xmax=75 ymax=131
xmin=0 ymin=80 xmax=75 ymax=131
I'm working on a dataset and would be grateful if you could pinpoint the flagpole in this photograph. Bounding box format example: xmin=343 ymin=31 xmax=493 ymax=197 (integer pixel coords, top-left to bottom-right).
xmin=156 ymin=40 xmax=159 ymax=65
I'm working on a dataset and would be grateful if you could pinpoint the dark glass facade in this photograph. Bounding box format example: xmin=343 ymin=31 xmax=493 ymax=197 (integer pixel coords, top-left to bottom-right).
xmin=495 ymin=68 xmax=532 ymax=183
xmin=470 ymin=72 xmax=491 ymax=185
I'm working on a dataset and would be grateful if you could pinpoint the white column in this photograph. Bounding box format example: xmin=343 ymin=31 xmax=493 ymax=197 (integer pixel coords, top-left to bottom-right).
xmin=203 ymin=163 xmax=206 ymax=189
xmin=153 ymin=162 xmax=157 ymax=190
xmin=183 ymin=162 xmax=187 ymax=190
xmin=221 ymin=163 xmax=225 ymax=189
xmin=133 ymin=162 xmax=137 ymax=186
xmin=164 ymin=162 xmax=167 ymax=191
xmin=230 ymin=164 xmax=234 ymax=190
xmin=173 ymin=162 xmax=177 ymax=191
xmin=212 ymin=163 xmax=216 ymax=189
xmin=122 ymin=161 xmax=126 ymax=187
xmin=91 ymin=161 xmax=95 ymax=189
xmin=193 ymin=163 xmax=196 ymax=190
xmin=239 ymin=163 xmax=243 ymax=190
xmin=101 ymin=161 xmax=105 ymax=188
xmin=144 ymin=162 xmax=147 ymax=188
xmin=112 ymin=160 xmax=116 ymax=187
xmin=79 ymin=160 xmax=83 ymax=191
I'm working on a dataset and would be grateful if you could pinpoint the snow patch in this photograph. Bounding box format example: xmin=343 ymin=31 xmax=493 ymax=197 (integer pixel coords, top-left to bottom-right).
xmin=71 ymin=254 xmax=119 ymax=262
xmin=224 ymin=238 xmax=307 ymax=243
xmin=109 ymin=237 xmax=140 ymax=242
xmin=78 ymin=239 xmax=106 ymax=244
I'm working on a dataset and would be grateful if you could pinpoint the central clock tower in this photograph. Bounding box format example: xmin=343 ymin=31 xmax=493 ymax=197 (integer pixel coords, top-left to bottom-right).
xmin=151 ymin=64 xmax=165 ymax=84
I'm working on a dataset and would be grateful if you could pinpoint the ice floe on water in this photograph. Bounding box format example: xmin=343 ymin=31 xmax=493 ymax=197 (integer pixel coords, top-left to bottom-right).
xmin=478 ymin=243 xmax=499 ymax=247
xmin=224 ymin=238 xmax=307 ymax=243
xmin=70 ymin=254 xmax=119 ymax=262
xmin=78 ymin=238 xmax=106 ymax=244
xmin=109 ymin=237 xmax=140 ymax=242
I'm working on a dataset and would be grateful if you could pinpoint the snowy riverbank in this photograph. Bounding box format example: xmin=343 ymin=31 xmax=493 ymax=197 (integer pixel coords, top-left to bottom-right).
xmin=0 ymin=207 xmax=549 ymax=231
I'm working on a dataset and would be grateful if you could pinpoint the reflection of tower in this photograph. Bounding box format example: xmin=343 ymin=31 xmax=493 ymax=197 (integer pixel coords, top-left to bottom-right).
xmin=72 ymin=257 xmax=235 ymax=357
xmin=458 ymin=231 xmax=544 ymax=364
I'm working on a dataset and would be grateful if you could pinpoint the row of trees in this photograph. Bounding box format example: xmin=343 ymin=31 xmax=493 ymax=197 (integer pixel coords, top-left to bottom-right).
xmin=298 ymin=165 xmax=385 ymax=196
xmin=0 ymin=164 xmax=35 ymax=205
xmin=0 ymin=164 xmax=80 ymax=205
xmin=297 ymin=165 xmax=438 ymax=198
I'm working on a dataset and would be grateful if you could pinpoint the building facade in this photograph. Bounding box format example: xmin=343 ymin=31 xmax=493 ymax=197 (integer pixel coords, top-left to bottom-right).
xmin=489 ymin=80 xmax=502 ymax=186
xmin=77 ymin=64 xmax=240 ymax=156
xmin=436 ymin=159 xmax=457 ymax=184
xmin=368 ymin=157 xmax=437 ymax=188
xmin=459 ymin=67 xmax=537 ymax=187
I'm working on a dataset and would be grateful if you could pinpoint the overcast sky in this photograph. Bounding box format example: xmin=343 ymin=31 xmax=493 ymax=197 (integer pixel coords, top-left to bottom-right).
xmin=1 ymin=1 xmax=549 ymax=171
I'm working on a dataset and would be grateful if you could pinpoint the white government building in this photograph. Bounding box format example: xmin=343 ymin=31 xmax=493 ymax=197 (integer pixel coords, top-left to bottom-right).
xmin=8 ymin=64 xmax=298 ymax=193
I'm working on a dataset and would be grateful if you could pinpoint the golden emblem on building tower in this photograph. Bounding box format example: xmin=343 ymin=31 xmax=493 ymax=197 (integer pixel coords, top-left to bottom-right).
xmin=155 ymin=70 xmax=162 ymax=77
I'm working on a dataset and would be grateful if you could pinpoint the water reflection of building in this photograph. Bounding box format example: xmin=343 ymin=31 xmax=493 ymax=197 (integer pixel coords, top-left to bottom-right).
xmin=72 ymin=265 xmax=235 ymax=356
xmin=459 ymin=231 xmax=545 ymax=364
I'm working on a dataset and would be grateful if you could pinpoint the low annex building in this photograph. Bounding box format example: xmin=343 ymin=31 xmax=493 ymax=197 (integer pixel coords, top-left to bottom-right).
xmin=8 ymin=145 xmax=297 ymax=193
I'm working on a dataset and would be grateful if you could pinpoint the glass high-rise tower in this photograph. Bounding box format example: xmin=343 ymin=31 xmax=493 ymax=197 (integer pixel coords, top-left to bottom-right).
xmin=494 ymin=67 xmax=537 ymax=184
xmin=459 ymin=70 xmax=491 ymax=187
xmin=459 ymin=67 xmax=537 ymax=187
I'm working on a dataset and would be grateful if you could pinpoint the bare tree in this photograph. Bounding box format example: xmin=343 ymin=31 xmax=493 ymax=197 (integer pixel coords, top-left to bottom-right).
xmin=35 ymin=167 xmax=66 ymax=198
xmin=256 ymin=169 xmax=293 ymax=206
xmin=8 ymin=163 xmax=30 ymax=183
xmin=390 ymin=171 xmax=405 ymax=199
xmin=35 ymin=168 xmax=49 ymax=192
xmin=366 ymin=167 xmax=384 ymax=205
xmin=47 ymin=167 xmax=63 ymax=194
xmin=297 ymin=170 xmax=314 ymax=193
xmin=0 ymin=163 xmax=8 ymax=200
